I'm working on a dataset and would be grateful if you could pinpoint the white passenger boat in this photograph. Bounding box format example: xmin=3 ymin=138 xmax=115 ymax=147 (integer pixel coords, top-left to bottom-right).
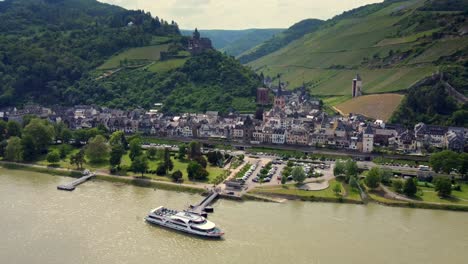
xmin=145 ymin=206 xmax=224 ymax=238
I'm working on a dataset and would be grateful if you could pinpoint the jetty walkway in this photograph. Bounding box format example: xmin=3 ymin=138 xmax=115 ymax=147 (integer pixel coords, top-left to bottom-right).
xmin=57 ymin=171 xmax=95 ymax=191
xmin=188 ymin=190 xmax=219 ymax=216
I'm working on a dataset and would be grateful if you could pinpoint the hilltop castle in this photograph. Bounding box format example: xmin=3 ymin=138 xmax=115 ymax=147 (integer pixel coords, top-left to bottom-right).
xmin=187 ymin=28 xmax=213 ymax=55
xmin=352 ymin=74 xmax=362 ymax=98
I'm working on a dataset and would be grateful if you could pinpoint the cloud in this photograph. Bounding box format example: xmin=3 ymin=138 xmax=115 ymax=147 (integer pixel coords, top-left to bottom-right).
xmin=99 ymin=0 xmax=383 ymax=29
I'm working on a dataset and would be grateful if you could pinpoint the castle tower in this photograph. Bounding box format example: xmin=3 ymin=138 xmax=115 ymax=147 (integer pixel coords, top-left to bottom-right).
xmin=362 ymin=124 xmax=374 ymax=153
xmin=352 ymin=74 xmax=362 ymax=98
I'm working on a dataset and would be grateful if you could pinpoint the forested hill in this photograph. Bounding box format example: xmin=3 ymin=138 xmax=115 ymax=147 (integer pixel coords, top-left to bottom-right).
xmin=71 ymin=50 xmax=262 ymax=113
xmin=0 ymin=0 xmax=180 ymax=106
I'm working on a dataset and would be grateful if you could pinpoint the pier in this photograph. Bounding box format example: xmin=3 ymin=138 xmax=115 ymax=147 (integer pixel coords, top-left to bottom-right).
xmin=57 ymin=172 xmax=95 ymax=191
xmin=188 ymin=190 xmax=219 ymax=216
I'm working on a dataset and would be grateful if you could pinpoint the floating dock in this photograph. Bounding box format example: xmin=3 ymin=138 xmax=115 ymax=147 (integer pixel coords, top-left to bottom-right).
xmin=57 ymin=173 xmax=95 ymax=191
xmin=188 ymin=191 xmax=219 ymax=216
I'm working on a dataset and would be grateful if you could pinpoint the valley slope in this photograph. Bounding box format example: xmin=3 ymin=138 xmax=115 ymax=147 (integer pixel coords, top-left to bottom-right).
xmin=248 ymin=0 xmax=467 ymax=97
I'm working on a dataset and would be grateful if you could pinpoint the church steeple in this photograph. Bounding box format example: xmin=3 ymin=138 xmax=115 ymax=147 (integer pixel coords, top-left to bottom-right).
xmin=276 ymin=75 xmax=282 ymax=97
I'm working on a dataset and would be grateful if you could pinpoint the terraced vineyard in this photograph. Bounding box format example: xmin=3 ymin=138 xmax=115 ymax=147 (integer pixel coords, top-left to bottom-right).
xmin=98 ymin=44 xmax=170 ymax=70
xmin=248 ymin=0 xmax=466 ymax=99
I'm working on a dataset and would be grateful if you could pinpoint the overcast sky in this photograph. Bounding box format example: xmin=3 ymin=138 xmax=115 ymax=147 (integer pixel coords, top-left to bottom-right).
xmin=99 ymin=0 xmax=383 ymax=29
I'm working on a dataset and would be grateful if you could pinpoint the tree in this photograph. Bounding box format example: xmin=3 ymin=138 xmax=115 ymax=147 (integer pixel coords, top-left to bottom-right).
xmin=147 ymin=147 xmax=157 ymax=159
xmin=291 ymin=166 xmax=306 ymax=184
xmin=5 ymin=136 xmax=22 ymax=162
xmin=70 ymin=150 xmax=85 ymax=169
xmin=0 ymin=120 xmax=7 ymax=141
xmin=22 ymin=119 xmax=55 ymax=157
xmin=430 ymin=150 xmax=459 ymax=174
xmin=85 ymin=135 xmax=109 ymax=163
xmin=281 ymin=175 xmax=287 ymax=185
xmin=171 ymin=170 xmax=183 ymax=182
xmin=178 ymin=144 xmax=187 ymax=160
xmin=6 ymin=120 xmax=21 ymax=138
xmin=188 ymin=141 xmax=201 ymax=159
xmin=333 ymin=183 xmax=342 ymax=196
xmin=132 ymin=155 xmax=149 ymax=176
xmin=207 ymin=151 xmax=223 ymax=166
xmin=21 ymin=135 xmax=37 ymax=162
xmin=129 ymin=138 xmax=142 ymax=161
xmin=163 ymin=148 xmax=173 ymax=173
xmin=109 ymin=131 xmax=125 ymax=146
xmin=194 ymin=155 xmax=207 ymax=168
xmin=434 ymin=177 xmax=452 ymax=197
xmin=403 ymin=178 xmax=417 ymax=197
xmin=187 ymin=161 xmax=209 ymax=180
xmin=345 ymin=160 xmax=359 ymax=178
xmin=156 ymin=163 xmax=167 ymax=176
xmin=333 ymin=160 xmax=346 ymax=176
xmin=58 ymin=144 xmax=70 ymax=159
xmin=381 ymin=169 xmax=393 ymax=185
xmin=61 ymin=128 xmax=73 ymax=143
xmin=109 ymin=144 xmax=124 ymax=168
xmin=365 ymin=167 xmax=382 ymax=189
xmin=458 ymin=153 xmax=468 ymax=179
xmin=392 ymin=179 xmax=403 ymax=193
xmin=46 ymin=150 xmax=60 ymax=164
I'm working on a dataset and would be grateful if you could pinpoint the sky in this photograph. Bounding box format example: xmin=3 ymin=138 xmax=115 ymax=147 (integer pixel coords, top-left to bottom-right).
xmin=99 ymin=0 xmax=383 ymax=30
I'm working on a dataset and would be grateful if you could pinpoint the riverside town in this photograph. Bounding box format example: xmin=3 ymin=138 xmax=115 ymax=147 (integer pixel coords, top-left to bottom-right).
xmin=1 ymin=0 xmax=468 ymax=263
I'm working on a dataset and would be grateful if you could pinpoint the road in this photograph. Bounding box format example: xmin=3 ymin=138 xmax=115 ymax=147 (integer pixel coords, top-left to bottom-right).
xmin=142 ymin=136 xmax=430 ymax=162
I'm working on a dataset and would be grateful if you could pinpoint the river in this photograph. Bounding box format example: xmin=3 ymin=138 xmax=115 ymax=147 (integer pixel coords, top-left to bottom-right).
xmin=1 ymin=168 xmax=467 ymax=264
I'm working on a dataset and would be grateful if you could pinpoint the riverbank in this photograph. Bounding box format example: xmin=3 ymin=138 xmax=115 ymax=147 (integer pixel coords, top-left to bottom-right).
xmin=2 ymin=161 xmax=468 ymax=212
xmin=367 ymin=190 xmax=468 ymax=212
xmin=0 ymin=162 xmax=206 ymax=194
xmin=0 ymin=161 xmax=279 ymax=203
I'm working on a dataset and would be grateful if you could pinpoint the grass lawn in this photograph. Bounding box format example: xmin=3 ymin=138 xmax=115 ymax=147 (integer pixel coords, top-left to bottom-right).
xmin=37 ymin=145 xmax=226 ymax=184
xmin=417 ymin=185 xmax=468 ymax=205
xmin=343 ymin=183 xmax=362 ymax=201
xmin=252 ymin=179 xmax=342 ymax=199
xmin=147 ymin=58 xmax=188 ymax=73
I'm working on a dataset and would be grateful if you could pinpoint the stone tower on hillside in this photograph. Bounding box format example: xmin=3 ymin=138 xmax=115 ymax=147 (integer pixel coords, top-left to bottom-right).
xmin=187 ymin=28 xmax=213 ymax=55
xmin=352 ymin=74 xmax=363 ymax=98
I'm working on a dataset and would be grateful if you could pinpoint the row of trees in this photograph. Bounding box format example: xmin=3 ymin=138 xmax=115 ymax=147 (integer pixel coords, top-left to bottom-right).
xmin=365 ymin=166 xmax=456 ymax=198
xmin=430 ymin=150 xmax=468 ymax=176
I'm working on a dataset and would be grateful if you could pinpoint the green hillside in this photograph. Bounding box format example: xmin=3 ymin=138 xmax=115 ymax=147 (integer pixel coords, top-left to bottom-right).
xmin=248 ymin=0 xmax=468 ymax=98
xmin=238 ymin=19 xmax=324 ymax=64
xmin=220 ymin=29 xmax=284 ymax=56
xmin=0 ymin=0 xmax=180 ymax=106
xmin=69 ymin=50 xmax=261 ymax=113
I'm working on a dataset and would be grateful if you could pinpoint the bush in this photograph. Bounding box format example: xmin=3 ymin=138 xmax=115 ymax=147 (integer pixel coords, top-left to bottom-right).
xmin=156 ymin=163 xmax=167 ymax=176
xmin=434 ymin=177 xmax=452 ymax=197
xmin=365 ymin=167 xmax=382 ymax=189
xmin=171 ymin=170 xmax=183 ymax=182
xmin=46 ymin=151 xmax=60 ymax=164
xmin=392 ymin=180 xmax=403 ymax=193
xmin=403 ymin=178 xmax=417 ymax=197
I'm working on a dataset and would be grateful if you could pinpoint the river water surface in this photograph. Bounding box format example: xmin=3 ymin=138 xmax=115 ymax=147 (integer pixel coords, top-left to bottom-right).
xmin=1 ymin=168 xmax=467 ymax=264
